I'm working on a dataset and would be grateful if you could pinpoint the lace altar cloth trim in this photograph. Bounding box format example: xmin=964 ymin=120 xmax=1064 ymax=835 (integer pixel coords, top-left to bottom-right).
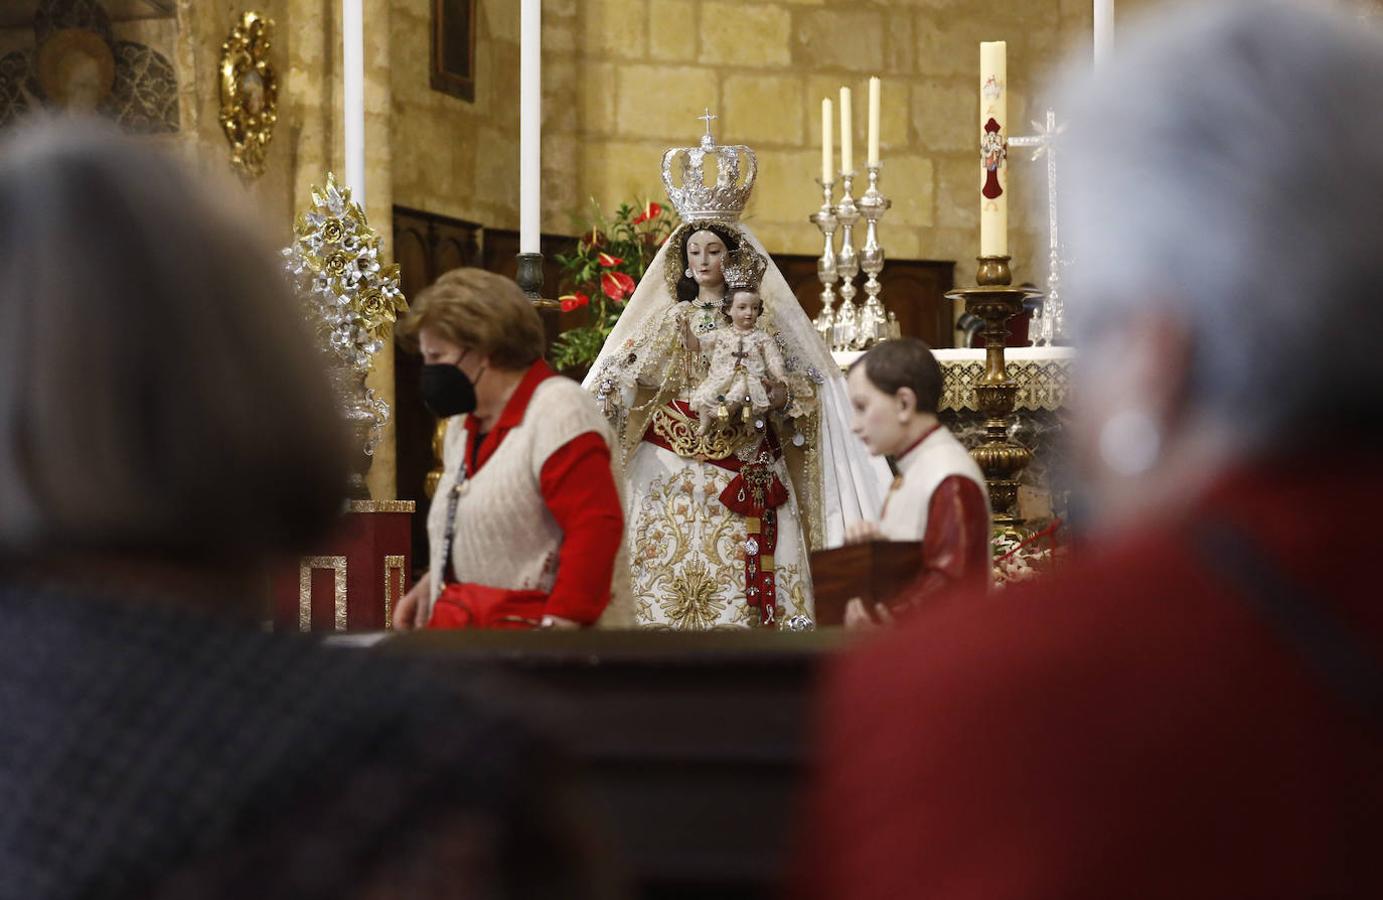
xmin=834 ymin=347 xmax=1074 ymax=413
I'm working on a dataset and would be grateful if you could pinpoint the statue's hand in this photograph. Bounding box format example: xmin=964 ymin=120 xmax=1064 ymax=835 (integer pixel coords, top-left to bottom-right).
xmin=763 ymin=378 xmax=788 ymax=409
xmin=680 ymin=316 xmax=699 ymax=351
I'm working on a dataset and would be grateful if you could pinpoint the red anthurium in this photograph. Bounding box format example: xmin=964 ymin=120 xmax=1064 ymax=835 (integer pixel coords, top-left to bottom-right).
xmin=600 ymin=271 xmax=636 ymax=301
xmin=559 ymin=292 xmax=590 ymax=312
xmin=597 ymin=251 xmax=625 ymax=268
xmin=632 ymin=201 xmax=662 ymax=225
xmin=582 ymin=227 xmax=604 ymax=250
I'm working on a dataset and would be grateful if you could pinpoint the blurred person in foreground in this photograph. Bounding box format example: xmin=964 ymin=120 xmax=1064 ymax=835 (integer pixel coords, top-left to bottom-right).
xmin=391 ymin=270 xmax=631 ymax=631
xmin=0 ymin=121 xmax=612 ymax=900
xmin=801 ymin=2 xmax=1383 ymax=898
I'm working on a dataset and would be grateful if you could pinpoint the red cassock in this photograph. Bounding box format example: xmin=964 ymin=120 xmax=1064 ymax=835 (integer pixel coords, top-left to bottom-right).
xmin=799 ymin=454 xmax=1383 ymax=899
xmin=428 ymin=361 xmax=624 ymax=629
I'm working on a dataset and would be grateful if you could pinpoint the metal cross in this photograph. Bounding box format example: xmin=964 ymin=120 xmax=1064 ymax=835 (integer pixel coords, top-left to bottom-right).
xmin=1008 ymin=108 xmax=1067 ymax=345
xmin=697 ymin=108 xmax=718 ymax=137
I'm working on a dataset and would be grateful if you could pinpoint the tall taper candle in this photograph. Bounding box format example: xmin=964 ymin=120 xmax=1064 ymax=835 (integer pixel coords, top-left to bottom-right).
xmin=839 ymin=86 xmax=853 ymax=174
xmin=1094 ymin=0 xmax=1114 ymax=66
xmin=519 ymin=0 xmax=541 ymax=254
xmin=342 ymin=0 xmax=365 ymax=204
xmin=821 ymin=97 xmax=833 ymax=184
xmin=867 ymin=76 xmax=881 ymax=167
xmin=979 ymin=41 xmax=1008 ymax=258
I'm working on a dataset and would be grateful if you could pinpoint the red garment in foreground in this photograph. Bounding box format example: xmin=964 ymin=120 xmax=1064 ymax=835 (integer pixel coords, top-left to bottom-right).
xmin=428 ymin=360 xmax=623 ymax=629
xmin=801 ymin=455 xmax=1383 ymax=900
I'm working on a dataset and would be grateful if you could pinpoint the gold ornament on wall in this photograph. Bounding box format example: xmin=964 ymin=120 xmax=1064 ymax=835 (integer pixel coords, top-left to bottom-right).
xmin=218 ymin=12 xmax=277 ymax=179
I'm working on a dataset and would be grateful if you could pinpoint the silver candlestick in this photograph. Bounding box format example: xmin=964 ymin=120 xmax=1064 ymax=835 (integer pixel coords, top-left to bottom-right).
xmin=854 ymin=164 xmax=892 ymax=349
xmin=1008 ymin=109 xmax=1065 ymax=345
xmin=834 ymin=170 xmax=861 ymax=350
xmin=810 ymin=178 xmax=839 ymax=344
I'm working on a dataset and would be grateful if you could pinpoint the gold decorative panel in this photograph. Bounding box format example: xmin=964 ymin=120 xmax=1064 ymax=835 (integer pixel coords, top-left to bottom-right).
xmin=299 ymin=556 xmax=348 ymax=632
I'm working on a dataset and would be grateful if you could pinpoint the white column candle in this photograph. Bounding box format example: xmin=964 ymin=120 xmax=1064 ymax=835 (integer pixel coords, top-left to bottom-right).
xmin=1094 ymin=0 xmax=1114 ymax=66
xmin=867 ymin=76 xmax=881 ymax=168
xmin=519 ymin=0 xmax=541 ymax=254
xmin=342 ymin=0 xmax=365 ymax=205
xmin=821 ymin=97 xmax=833 ymax=183
xmin=839 ymin=86 xmax=853 ymax=175
xmin=979 ymin=41 xmax=1008 ymax=258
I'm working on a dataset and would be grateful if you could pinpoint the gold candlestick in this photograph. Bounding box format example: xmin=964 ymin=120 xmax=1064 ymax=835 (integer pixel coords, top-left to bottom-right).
xmin=944 ymin=256 xmax=1042 ymax=535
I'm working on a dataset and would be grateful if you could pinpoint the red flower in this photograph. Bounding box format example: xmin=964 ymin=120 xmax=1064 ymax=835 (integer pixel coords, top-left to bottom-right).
xmin=600 ymin=271 xmax=636 ymax=302
xmin=559 ymin=292 xmax=590 ymax=312
xmin=597 ymin=251 xmax=625 ymax=268
xmin=581 ymin=227 xmax=605 ymax=250
xmin=632 ymin=201 xmax=662 ymax=225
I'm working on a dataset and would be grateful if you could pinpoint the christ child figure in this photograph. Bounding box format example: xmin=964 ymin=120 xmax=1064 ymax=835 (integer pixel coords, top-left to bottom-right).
xmin=687 ymin=247 xmax=788 ymax=434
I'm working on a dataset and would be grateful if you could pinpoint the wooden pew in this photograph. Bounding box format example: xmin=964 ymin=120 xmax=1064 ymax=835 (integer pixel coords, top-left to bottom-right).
xmin=386 ymin=630 xmax=845 ymax=900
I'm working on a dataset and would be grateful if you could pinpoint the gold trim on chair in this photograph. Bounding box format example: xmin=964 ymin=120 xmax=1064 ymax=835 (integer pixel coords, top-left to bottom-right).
xmin=299 ymin=556 xmax=348 ymax=632
xmin=383 ymin=555 xmax=406 ymax=630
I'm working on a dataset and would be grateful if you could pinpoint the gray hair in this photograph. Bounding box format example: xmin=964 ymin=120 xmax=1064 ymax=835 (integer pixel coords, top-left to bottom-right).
xmin=0 ymin=119 xmax=348 ymax=563
xmin=1057 ymin=0 xmax=1383 ymax=446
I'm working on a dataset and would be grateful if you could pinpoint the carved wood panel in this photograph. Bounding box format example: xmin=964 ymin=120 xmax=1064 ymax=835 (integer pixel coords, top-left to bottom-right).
xmin=776 ymin=255 xmax=957 ymax=349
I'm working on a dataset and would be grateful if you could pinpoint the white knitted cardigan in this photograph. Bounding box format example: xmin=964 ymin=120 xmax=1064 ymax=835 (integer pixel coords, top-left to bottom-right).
xmin=425 ymin=376 xmax=633 ymax=627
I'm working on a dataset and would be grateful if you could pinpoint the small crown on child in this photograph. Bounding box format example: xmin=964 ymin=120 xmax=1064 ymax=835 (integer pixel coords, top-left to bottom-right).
xmin=723 ymin=246 xmax=767 ymax=291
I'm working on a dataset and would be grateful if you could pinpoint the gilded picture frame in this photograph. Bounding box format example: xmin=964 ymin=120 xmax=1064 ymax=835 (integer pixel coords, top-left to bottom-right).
xmin=218 ymin=11 xmax=278 ymax=179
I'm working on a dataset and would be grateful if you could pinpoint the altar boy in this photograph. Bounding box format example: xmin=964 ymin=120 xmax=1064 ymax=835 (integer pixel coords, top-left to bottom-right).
xmin=843 ymin=339 xmax=991 ymax=622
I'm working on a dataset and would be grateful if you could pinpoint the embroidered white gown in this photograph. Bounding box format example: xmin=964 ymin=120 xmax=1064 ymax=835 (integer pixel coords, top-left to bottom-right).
xmin=584 ymin=223 xmax=890 ymax=630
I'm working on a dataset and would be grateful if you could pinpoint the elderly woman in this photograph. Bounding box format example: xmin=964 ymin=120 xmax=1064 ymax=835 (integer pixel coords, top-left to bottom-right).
xmin=392 ymin=269 xmax=630 ymax=631
xmin=804 ymin=3 xmax=1383 ymax=898
xmin=0 ymin=122 xmax=606 ymax=899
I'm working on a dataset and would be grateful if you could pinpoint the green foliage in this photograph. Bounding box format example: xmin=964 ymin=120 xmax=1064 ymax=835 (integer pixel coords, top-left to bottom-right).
xmin=549 ymin=200 xmax=675 ymax=373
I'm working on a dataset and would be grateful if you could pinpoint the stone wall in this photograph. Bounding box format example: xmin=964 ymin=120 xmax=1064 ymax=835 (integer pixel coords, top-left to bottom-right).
xmin=548 ymin=0 xmax=1097 ymax=289
xmin=392 ymin=0 xmax=523 ymax=229
xmin=170 ymin=0 xmax=400 ymax=498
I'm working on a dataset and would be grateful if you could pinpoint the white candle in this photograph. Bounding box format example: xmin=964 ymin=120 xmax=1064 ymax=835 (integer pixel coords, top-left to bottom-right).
xmin=867 ymin=76 xmax=881 ymax=168
xmin=821 ymin=97 xmax=833 ymax=184
xmin=1094 ymin=0 xmax=1114 ymax=66
xmin=979 ymin=41 xmax=1008 ymax=258
xmin=839 ymin=86 xmax=853 ymax=175
xmin=342 ymin=0 xmax=365 ymax=206
xmin=519 ymin=0 xmax=541 ymax=254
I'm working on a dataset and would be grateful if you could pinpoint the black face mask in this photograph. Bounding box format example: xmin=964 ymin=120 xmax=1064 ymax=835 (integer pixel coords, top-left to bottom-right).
xmin=420 ymin=361 xmax=482 ymax=418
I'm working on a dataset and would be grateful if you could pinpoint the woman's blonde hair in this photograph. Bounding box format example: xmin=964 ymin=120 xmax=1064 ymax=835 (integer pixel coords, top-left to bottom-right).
xmin=397 ymin=268 xmax=544 ymax=370
xmin=0 ymin=119 xmax=348 ymax=564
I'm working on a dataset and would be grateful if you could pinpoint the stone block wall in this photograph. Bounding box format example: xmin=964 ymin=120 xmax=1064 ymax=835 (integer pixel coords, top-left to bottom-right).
xmin=546 ymin=0 xmax=1098 ymax=289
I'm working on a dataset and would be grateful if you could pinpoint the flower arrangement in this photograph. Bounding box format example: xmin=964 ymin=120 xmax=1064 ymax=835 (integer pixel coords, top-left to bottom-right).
xmin=992 ymin=519 xmax=1066 ymax=587
xmin=282 ymin=173 xmax=408 ymax=495
xmin=550 ymin=199 xmax=675 ymax=372
xmin=282 ymin=173 xmax=408 ymax=374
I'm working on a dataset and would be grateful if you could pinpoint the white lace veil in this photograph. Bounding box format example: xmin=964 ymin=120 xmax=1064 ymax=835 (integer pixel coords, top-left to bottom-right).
xmin=582 ymin=219 xmax=889 ymax=547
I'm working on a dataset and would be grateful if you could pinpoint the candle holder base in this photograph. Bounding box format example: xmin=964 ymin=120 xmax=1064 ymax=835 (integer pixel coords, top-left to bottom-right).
xmin=945 ymin=256 xmax=1043 ymax=533
xmin=515 ymin=252 xmax=558 ymax=309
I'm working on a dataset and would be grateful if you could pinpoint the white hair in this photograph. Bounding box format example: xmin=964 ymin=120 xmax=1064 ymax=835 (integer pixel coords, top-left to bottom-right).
xmin=1056 ymin=0 xmax=1383 ymax=446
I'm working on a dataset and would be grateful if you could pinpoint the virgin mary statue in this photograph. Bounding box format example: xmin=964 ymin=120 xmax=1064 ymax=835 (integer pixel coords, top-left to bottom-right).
xmin=583 ymin=127 xmax=889 ymax=629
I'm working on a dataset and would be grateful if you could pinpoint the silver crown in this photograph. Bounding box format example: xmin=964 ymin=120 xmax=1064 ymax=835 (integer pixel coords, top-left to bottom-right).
xmin=723 ymin=246 xmax=767 ymax=291
xmin=661 ymin=114 xmax=758 ymax=223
